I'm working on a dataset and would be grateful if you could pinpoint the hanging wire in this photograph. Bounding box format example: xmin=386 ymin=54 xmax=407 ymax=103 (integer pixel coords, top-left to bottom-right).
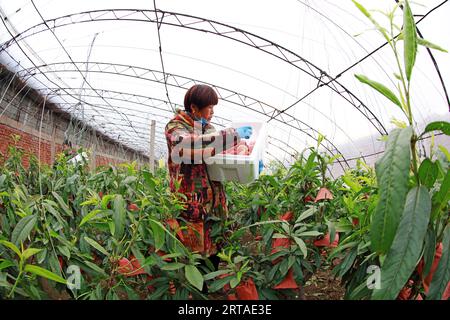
xmin=30 ymin=0 xmax=146 ymax=145
xmin=153 ymin=0 xmax=175 ymax=113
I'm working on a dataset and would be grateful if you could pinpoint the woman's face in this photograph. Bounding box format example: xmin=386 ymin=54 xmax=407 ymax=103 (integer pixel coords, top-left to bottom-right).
xmin=193 ymin=104 xmax=215 ymax=122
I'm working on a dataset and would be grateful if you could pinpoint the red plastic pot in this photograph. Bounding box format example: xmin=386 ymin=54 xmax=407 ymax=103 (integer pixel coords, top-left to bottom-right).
xmin=314 ymin=187 xmax=333 ymax=202
xmin=303 ymin=195 xmax=314 ymax=203
xmin=314 ymin=233 xmax=339 ymax=248
xmin=235 ymin=278 xmax=259 ymax=300
xmin=128 ymin=203 xmax=139 ymax=212
xmin=416 ymin=242 xmax=450 ymax=300
xmin=273 ymin=268 xmax=299 ymax=290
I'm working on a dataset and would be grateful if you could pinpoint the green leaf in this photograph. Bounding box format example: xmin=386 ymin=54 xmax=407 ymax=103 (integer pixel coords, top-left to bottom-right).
xmin=417 ymin=38 xmax=448 ymax=53
xmin=352 ymin=0 xmax=391 ymax=42
xmin=52 ymin=192 xmax=73 ymax=217
xmin=82 ymin=260 xmax=108 ymax=276
xmin=296 ymin=207 xmax=316 ymax=223
xmin=403 ymin=0 xmax=417 ymax=81
xmin=24 ymin=264 xmax=67 ymax=284
xmin=42 ymin=201 xmax=65 ymax=226
xmin=422 ymin=228 xmax=437 ymax=278
xmin=293 ymin=236 xmax=307 ymax=258
xmin=422 ymin=121 xmax=450 ymax=136
xmin=203 ymin=269 xmax=232 ymax=281
xmin=161 ymin=262 xmax=185 ymax=271
xmin=0 ymin=240 xmax=21 ymax=258
xmin=0 ymin=260 xmax=15 ymax=271
xmin=297 ymin=231 xmax=323 ymax=237
xmin=80 ymin=209 xmax=104 ymax=227
xmin=101 ymin=195 xmax=114 ymax=210
xmin=372 ymin=186 xmax=431 ymax=300
xmin=121 ymin=176 xmax=137 ymax=186
xmin=11 ymin=214 xmax=37 ymax=246
xmin=149 ymin=219 xmax=165 ymax=251
xmin=185 ymin=265 xmax=204 ymax=291
xmin=142 ymin=170 xmax=156 ymax=190
xmin=371 ymin=127 xmax=413 ymax=254
xmin=342 ymin=174 xmax=362 ymax=192
xmin=337 ymin=247 xmax=358 ymax=278
xmin=83 ymin=236 xmax=110 ymax=257
xmin=112 ymin=195 xmax=126 ymax=239
xmin=230 ymin=276 xmax=240 ymax=289
xmin=22 ymin=248 xmax=42 ymax=260
xmin=431 ymin=169 xmax=450 ymax=220
xmin=355 ymin=74 xmax=402 ymax=109
xmin=418 ymin=159 xmax=438 ymax=188
xmin=428 ymin=226 xmax=450 ymax=300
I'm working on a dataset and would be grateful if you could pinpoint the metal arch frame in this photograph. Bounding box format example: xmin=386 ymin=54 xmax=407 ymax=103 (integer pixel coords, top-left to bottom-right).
xmin=22 ymin=61 xmax=349 ymax=170
xmin=0 ymin=49 xmax=147 ymax=154
xmin=39 ymin=87 xmax=230 ymax=128
xmin=39 ymin=87 xmax=326 ymax=165
xmin=0 ymin=8 xmax=387 ymax=136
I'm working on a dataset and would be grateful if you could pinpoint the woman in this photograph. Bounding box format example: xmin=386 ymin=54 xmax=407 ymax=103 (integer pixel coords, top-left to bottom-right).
xmin=165 ymin=84 xmax=252 ymax=267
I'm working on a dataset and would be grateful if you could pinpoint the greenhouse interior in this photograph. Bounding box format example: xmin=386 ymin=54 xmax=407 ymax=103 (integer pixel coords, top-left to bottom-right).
xmin=0 ymin=0 xmax=449 ymax=301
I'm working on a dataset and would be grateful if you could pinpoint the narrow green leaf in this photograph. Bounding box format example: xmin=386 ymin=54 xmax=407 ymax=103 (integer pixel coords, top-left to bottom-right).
xmin=11 ymin=214 xmax=37 ymax=246
xmin=296 ymin=207 xmax=316 ymax=223
xmin=82 ymin=260 xmax=108 ymax=276
xmin=422 ymin=121 xmax=450 ymax=136
xmin=24 ymin=264 xmax=67 ymax=284
xmin=338 ymin=247 xmax=358 ymax=278
xmin=52 ymin=192 xmax=73 ymax=217
xmin=403 ymin=0 xmax=418 ymax=81
xmin=185 ymin=265 xmax=204 ymax=291
xmin=80 ymin=209 xmax=104 ymax=227
xmin=431 ymin=169 xmax=450 ymax=219
xmin=84 ymin=236 xmax=110 ymax=257
xmin=297 ymin=231 xmax=323 ymax=237
xmin=42 ymin=201 xmax=65 ymax=226
xmin=427 ymin=226 xmax=450 ymax=300
xmin=161 ymin=262 xmax=185 ymax=271
xmin=352 ymin=0 xmax=391 ymax=42
xmin=372 ymin=187 xmax=431 ymax=300
xmin=22 ymin=248 xmax=42 ymax=260
xmin=149 ymin=219 xmax=166 ymax=251
xmin=293 ymin=236 xmax=307 ymax=258
xmin=203 ymin=269 xmax=232 ymax=281
xmin=417 ymin=38 xmax=448 ymax=53
xmin=0 ymin=240 xmax=21 ymax=258
xmin=371 ymin=127 xmax=413 ymax=254
xmin=112 ymin=195 xmax=126 ymax=239
xmin=355 ymin=74 xmax=402 ymax=109
xmin=0 ymin=260 xmax=15 ymax=271
xmin=418 ymin=159 xmax=438 ymax=188
xmin=422 ymin=229 xmax=437 ymax=278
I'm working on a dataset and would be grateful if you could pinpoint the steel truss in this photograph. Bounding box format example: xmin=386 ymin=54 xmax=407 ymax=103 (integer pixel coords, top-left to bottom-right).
xmin=0 ymin=8 xmax=387 ymax=135
xmin=24 ymin=62 xmax=349 ymax=169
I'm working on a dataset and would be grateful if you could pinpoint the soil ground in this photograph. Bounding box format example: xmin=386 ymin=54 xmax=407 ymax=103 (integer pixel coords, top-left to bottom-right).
xmin=302 ymin=266 xmax=346 ymax=300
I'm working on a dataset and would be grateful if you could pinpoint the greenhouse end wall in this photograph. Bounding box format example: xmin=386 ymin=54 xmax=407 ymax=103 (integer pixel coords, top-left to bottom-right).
xmin=0 ymin=66 xmax=149 ymax=168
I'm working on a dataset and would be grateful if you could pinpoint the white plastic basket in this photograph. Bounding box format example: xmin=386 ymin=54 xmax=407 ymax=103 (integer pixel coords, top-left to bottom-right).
xmin=206 ymin=122 xmax=267 ymax=183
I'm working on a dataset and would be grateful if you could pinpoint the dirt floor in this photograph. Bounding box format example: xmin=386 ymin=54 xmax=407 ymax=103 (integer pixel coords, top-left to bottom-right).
xmin=302 ymin=266 xmax=346 ymax=300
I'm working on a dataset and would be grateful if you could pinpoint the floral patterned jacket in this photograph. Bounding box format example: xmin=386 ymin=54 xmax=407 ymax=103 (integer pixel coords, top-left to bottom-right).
xmin=165 ymin=110 xmax=240 ymax=222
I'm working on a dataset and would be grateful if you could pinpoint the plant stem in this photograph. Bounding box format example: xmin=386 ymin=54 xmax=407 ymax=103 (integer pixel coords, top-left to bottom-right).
xmin=8 ymin=271 xmax=22 ymax=298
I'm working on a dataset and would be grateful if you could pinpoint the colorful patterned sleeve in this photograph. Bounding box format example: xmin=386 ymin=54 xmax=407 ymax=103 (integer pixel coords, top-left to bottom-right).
xmin=165 ymin=121 xmax=240 ymax=163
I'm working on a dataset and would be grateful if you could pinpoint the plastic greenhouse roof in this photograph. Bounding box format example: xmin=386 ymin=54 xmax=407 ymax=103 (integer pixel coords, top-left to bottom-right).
xmin=0 ymin=0 xmax=449 ymax=174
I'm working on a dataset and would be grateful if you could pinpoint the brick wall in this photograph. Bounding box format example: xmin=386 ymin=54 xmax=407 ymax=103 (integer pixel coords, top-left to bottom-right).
xmin=0 ymin=66 xmax=150 ymax=168
xmin=0 ymin=123 xmax=51 ymax=167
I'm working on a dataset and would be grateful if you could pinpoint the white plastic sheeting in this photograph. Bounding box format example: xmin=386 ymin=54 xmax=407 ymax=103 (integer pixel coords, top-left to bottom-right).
xmin=0 ymin=0 xmax=448 ymax=174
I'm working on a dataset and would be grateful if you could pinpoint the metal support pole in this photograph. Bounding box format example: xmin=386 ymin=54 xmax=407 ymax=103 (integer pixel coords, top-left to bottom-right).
xmin=149 ymin=119 xmax=156 ymax=173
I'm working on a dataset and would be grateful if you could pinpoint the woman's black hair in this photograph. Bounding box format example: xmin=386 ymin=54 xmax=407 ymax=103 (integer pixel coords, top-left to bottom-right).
xmin=184 ymin=84 xmax=218 ymax=112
